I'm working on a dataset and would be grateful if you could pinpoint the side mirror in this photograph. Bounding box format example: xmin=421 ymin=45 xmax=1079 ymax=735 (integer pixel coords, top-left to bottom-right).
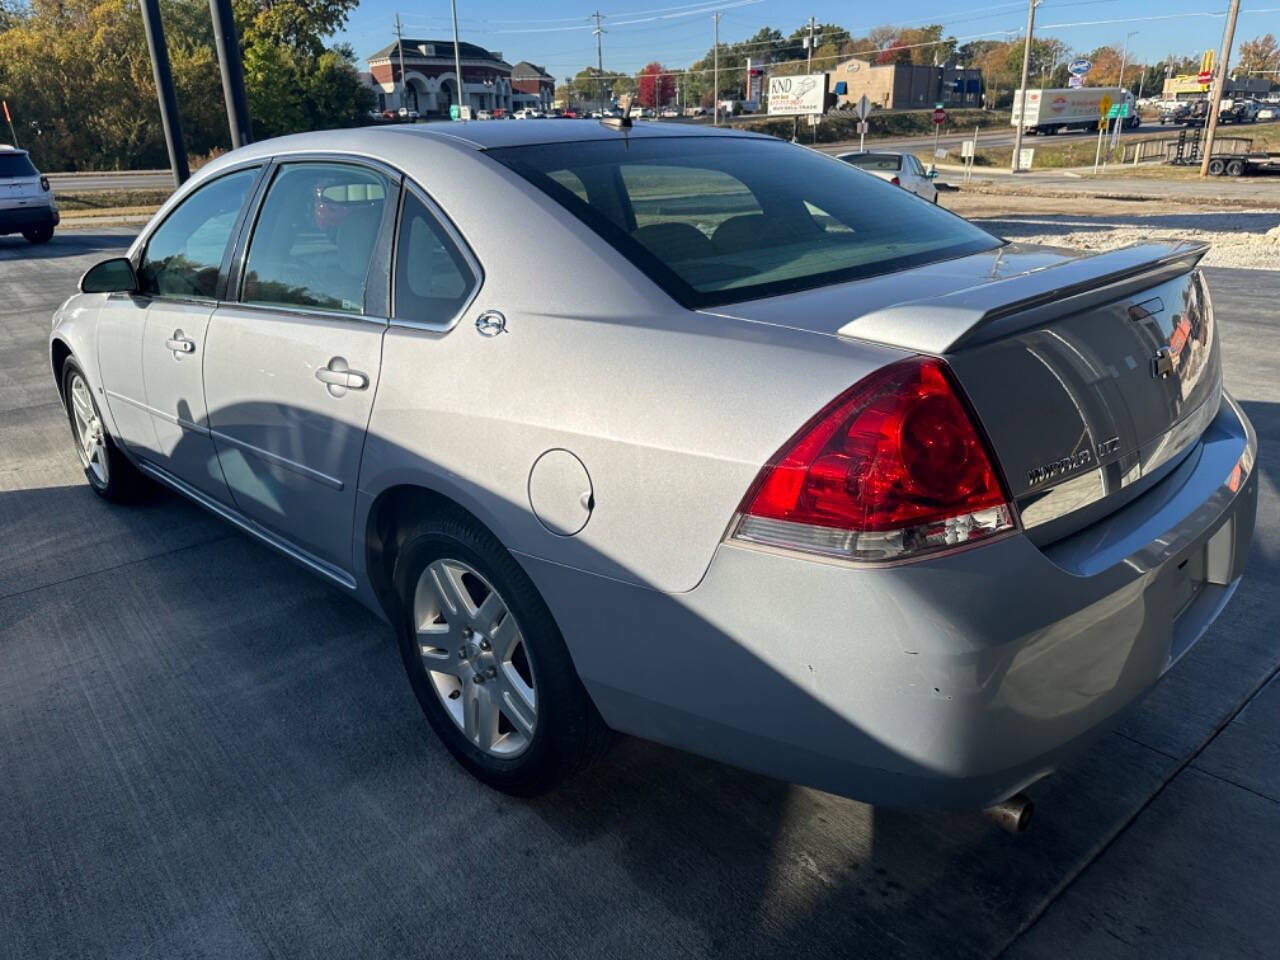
xmin=80 ymin=257 xmax=138 ymax=295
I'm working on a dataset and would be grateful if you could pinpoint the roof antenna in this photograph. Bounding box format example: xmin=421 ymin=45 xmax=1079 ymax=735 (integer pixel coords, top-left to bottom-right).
xmin=601 ymin=92 xmax=633 ymax=130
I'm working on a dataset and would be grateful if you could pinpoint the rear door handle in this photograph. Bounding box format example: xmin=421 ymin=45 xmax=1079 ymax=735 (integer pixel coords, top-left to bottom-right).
xmin=315 ymin=357 xmax=368 ymax=397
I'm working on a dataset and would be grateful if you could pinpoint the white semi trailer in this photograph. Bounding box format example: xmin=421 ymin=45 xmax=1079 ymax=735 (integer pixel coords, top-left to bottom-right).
xmin=1010 ymin=87 xmax=1139 ymax=134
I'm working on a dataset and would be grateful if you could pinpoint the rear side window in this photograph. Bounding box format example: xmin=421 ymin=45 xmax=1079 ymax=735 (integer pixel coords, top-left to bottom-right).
xmin=241 ymin=162 xmax=391 ymax=314
xmin=489 ymin=137 xmax=998 ymax=308
xmin=0 ymin=153 xmax=38 ymax=178
xmin=393 ymin=192 xmax=477 ymax=327
xmin=139 ymin=167 xmax=258 ymax=299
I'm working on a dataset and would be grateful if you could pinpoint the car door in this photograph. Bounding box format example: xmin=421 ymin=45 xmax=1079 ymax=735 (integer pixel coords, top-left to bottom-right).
xmin=135 ymin=165 xmax=262 ymax=503
xmin=202 ymin=159 xmax=398 ymax=579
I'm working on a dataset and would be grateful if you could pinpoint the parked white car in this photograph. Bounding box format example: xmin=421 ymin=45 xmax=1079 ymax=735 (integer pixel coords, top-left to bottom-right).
xmin=0 ymin=145 xmax=59 ymax=244
xmin=476 ymin=110 xmax=493 ymax=120
xmin=834 ymin=150 xmax=938 ymax=203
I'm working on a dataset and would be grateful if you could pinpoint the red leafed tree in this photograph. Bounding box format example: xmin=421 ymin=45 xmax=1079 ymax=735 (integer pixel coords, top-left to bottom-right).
xmin=876 ymin=42 xmax=909 ymax=65
xmin=637 ymin=62 xmax=676 ymax=107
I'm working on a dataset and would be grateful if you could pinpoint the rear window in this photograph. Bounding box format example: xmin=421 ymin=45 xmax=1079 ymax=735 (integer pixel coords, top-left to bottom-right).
xmin=488 ymin=137 xmax=998 ymax=308
xmin=0 ymin=153 xmax=39 ymax=179
xmin=840 ymin=154 xmax=902 ymax=172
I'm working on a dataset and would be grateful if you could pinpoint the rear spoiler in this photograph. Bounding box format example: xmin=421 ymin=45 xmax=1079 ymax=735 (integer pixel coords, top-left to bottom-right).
xmin=838 ymin=241 xmax=1209 ymax=355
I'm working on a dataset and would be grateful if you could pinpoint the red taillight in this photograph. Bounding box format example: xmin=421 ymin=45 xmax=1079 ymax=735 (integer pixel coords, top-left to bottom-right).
xmin=890 ymin=176 xmax=901 ymax=186
xmin=731 ymin=357 xmax=1017 ymax=562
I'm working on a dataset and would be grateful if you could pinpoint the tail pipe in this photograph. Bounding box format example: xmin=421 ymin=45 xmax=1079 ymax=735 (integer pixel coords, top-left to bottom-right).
xmin=983 ymin=793 xmax=1034 ymax=834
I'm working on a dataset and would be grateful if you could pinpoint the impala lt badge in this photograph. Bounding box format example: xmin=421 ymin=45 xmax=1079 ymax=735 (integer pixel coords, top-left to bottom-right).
xmin=1027 ymin=436 xmax=1121 ymax=488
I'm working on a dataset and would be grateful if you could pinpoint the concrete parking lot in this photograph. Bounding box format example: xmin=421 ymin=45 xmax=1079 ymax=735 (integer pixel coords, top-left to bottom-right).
xmin=2 ymin=228 xmax=1278 ymax=959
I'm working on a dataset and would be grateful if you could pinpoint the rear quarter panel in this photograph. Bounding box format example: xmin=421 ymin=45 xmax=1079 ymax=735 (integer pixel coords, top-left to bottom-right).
xmin=358 ymin=140 xmax=909 ymax=592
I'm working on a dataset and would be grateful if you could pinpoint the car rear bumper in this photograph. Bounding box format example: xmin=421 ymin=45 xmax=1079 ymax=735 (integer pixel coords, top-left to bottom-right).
xmin=0 ymin=204 xmax=59 ymax=233
xmin=522 ymin=393 xmax=1257 ymax=808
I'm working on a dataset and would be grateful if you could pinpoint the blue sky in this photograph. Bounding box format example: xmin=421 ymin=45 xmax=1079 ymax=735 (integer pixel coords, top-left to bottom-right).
xmin=334 ymin=0 xmax=1276 ymax=82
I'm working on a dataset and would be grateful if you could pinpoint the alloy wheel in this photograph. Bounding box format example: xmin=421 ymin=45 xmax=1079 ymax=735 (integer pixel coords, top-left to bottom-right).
xmin=68 ymin=373 xmax=109 ymax=486
xmin=413 ymin=558 xmax=537 ymax=757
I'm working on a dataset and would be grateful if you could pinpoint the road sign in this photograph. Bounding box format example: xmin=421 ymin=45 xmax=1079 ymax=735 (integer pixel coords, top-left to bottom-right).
xmin=1068 ymin=58 xmax=1092 ymax=76
xmin=1068 ymin=75 xmax=1084 ymax=88
xmin=856 ymin=120 xmax=868 ymax=135
xmin=1106 ymin=103 xmax=1130 ymax=119
xmin=932 ymin=108 xmax=947 ymax=125
xmin=961 ymin=139 xmax=975 ymax=158
xmin=1017 ymin=148 xmax=1034 ymax=171
xmin=854 ymin=94 xmax=873 ymax=121
xmin=1098 ymin=94 xmax=1112 ymax=117
xmin=1197 ymin=70 xmax=1213 ymax=85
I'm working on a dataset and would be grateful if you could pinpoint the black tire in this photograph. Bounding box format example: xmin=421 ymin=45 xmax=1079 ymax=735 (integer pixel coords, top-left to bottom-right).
xmin=60 ymin=359 xmax=153 ymax=502
xmin=23 ymin=226 xmax=53 ymax=244
xmin=1208 ymin=158 xmax=1226 ymax=176
xmin=392 ymin=508 xmax=610 ymax=795
xmin=1226 ymin=159 xmax=1245 ymax=178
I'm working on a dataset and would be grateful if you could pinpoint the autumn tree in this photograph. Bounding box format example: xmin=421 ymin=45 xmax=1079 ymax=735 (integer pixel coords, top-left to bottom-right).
xmin=637 ymin=61 xmax=675 ymax=107
xmin=1237 ymin=33 xmax=1280 ymax=77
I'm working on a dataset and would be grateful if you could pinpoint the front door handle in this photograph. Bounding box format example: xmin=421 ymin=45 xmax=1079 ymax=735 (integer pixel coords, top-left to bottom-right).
xmin=315 ymin=357 xmax=368 ymax=397
xmin=165 ymin=330 xmax=196 ymax=355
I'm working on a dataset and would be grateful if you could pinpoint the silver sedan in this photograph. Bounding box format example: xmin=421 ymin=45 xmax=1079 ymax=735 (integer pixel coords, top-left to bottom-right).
xmin=50 ymin=120 xmax=1257 ymax=812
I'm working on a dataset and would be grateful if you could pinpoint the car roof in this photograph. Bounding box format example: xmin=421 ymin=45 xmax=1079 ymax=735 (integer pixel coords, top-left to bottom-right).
xmin=377 ymin=118 xmax=774 ymax=151
xmin=836 ymin=150 xmax=904 ymax=158
xmin=0 ymin=144 xmax=29 ymax=155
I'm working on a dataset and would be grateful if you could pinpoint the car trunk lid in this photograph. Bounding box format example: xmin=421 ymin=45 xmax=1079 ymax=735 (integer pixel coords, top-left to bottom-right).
xmin=706 ymin=241 xmax=1221 ymax=543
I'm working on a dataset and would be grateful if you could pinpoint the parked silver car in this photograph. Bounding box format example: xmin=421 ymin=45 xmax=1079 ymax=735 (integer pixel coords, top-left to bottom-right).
xmin=836 ymin=150 xmax=939 ymax=202
xmin=50 ymin=122 xmax=1257 ymax=809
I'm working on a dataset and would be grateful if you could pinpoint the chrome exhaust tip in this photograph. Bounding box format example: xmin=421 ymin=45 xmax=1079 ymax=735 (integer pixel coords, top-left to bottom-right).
xmin=983 ymin=793 xmax=1034 ymax=834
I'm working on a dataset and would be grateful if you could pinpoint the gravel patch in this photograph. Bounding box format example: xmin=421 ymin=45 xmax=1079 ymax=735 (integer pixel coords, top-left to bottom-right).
xmin=972 ymin=209 xmax=1280 ymax=269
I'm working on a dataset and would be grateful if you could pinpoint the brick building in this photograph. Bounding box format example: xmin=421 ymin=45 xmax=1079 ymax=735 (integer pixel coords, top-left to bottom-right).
xmin=367 ymin=39 xmax=514 ymax=116
xmin=511 ymin=62 xmax=555 ymax=111
xmin=830 ymin=58 xmax=982 ymax=111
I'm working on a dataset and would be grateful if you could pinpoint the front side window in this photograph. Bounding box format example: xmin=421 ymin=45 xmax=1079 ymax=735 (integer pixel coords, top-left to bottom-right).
xmin=489 ymin=137 xmax=999 ymax=308
xmin=139 ymin=167 xmax=258 ymax=299
xmin=393 ymin=192 xmax=477 ymax=327
xmin=241 ymin=162 xmax=390 ymax=314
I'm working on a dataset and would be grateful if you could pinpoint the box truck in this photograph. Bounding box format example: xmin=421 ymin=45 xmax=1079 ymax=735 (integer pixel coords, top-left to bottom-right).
xmin=1011 ymin=87 xmax=1139 ymax=134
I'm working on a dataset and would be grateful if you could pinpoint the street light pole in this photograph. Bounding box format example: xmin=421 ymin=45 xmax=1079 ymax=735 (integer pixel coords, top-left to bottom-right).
xmin=138 ymin=0 xmax=189 ymax=186
xmin=450 ymin=0 xmax=465 ymax=117
xmin=1010 ymin=0 xmax=1038 ymax=174
xmin=1200 ymin=0 xmax=1242 ymax=177
xmin=712 ymin=10 xmax=721 ymax=125
xmin=209 ymin=0 xmax=252 ymax=147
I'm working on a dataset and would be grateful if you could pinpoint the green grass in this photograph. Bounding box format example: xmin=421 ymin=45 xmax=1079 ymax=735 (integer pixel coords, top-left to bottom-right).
xmin=54 ymin=188 xmax=172 ymax=212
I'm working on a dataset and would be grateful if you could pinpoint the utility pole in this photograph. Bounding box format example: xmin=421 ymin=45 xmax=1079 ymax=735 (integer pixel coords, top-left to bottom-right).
xmin=209 ymin=0 xmax=252 ymax=147
xmin=794 ymin=15 xmax=818 ymax=142
xmin=592 ymin=11 xmax=606 ymax=113
xmin=1010 ymin=0 xmax=1038 ymax=173
xmin=451 ymin=0 xmax=465 ymax=117
xmin=395 ymin=14 xmax=407 ymax=112
xmin=138 ymin=0 xmax=189 ymax=186
xmin=1200 ymin=0 xmax=1241 ymax=177
xmin=712 ymin=10 xmax=721 ymax=125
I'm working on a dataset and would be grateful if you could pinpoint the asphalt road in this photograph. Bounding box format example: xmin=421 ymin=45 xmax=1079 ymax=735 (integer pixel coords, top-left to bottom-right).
xmin=2 ymin=228 xmax=1278 ymax=959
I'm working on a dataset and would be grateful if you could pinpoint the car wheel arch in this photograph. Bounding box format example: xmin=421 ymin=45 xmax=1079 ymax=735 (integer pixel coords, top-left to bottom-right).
xmin=50 ymin=337 xmax=73 ymax=399
xmin=364 ymin=483 xmax=518 ymax=626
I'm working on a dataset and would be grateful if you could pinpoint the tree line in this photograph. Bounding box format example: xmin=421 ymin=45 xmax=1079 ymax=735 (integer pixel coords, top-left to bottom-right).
xmin=555 ymin=21 xmax=1280 ymax=111
xmin=0 ymin=0 xmax=373 ymax=171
